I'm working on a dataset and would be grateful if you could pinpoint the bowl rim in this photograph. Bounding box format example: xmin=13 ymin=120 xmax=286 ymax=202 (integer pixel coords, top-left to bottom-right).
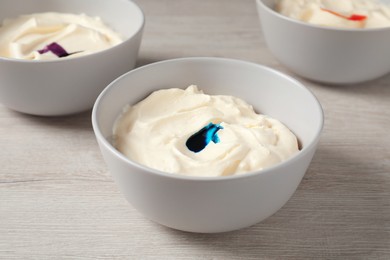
xmin=0 ymin=0 xmax=145 ymax=64
xmin=92 ymin=57 xmax=324 ymax=182
xmin=256 ymin=0 xmax=390 ymax=32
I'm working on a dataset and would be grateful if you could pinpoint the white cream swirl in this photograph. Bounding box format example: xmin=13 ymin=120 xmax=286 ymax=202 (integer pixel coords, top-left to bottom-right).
xmin=113 ymin=86 xmax=299 ymax=177
xmin=0 ymin=12 xmax=123 ymax=60
xmin=277 ymin=0 xmax=390 ymax=28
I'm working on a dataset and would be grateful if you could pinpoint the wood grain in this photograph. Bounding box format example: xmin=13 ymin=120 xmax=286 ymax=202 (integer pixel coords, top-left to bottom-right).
xmin=0 ymin=0 xmax=389 ymax=259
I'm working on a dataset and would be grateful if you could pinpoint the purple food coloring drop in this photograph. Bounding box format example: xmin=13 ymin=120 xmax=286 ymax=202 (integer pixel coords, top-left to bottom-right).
xmin=37 ymin=42 xmax=82 ymax=58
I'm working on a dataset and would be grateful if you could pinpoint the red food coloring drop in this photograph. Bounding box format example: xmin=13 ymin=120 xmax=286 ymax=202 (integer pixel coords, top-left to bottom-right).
xmin=320 ymin=8 xmax=367 ymax=22
xmin=348 ymin=14 xmax=368 ymax=21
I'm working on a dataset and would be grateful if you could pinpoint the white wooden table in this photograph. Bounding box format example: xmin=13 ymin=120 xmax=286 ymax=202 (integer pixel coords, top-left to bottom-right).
xmin=1 ymin=0 xmax=389 ymax=259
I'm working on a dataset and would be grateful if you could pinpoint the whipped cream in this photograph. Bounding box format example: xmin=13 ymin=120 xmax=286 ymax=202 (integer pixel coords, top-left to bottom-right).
xmin=113 ymin=86 xmax=299 ymax=177
xmin=0 ymin=12 xmax=123 ymax=60
xmin=277 ymin=0 xmax=390 ymax=28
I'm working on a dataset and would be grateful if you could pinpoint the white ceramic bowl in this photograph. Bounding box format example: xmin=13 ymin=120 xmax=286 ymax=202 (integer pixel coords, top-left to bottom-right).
xmin=0 ymin=0 xmax=144 ymax=116
xmin=256 ymin=0 xmax=390 ymax=84
xmin=92 ymin=57 xmax=324 ymax=233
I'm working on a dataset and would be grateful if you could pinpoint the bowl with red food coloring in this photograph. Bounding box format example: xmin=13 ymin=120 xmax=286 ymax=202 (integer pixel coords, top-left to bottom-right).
xmin=92 ymin=57 xmax=324 ymax=233
xmin=256 ymin=0 xmax=390 ymax=84
xmin=0 ymin=0 xmax=144 ymax=116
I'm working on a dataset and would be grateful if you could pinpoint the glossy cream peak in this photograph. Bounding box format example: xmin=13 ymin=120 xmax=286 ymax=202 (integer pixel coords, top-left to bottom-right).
xmin=113 ymin=86 xmax=299 ymax=177
xmin=0 ymin=12 xmax=123 ymax=60
xmin=277 ymin=0 xmax=390 ymax=28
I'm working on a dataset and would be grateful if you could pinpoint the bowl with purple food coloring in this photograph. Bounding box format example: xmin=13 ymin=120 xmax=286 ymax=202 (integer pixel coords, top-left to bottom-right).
xmin=0 ymin=0 xmax=144 ymax=116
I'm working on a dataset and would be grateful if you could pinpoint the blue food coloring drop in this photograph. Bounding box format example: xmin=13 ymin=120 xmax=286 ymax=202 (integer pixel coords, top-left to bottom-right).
xmin=186 ymin=123 xmax=223 ymax=153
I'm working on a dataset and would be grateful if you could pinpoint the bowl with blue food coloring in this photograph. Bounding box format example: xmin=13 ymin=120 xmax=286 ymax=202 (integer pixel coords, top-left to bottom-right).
xmin=92 ymin=57 xmax=324 ymax=233
xmin=0 ymin=0 xmax=144 ymax=116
